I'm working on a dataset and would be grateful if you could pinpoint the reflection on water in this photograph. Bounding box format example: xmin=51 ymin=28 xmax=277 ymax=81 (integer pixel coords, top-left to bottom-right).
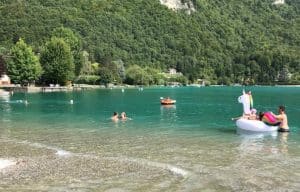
xmin=0 ymin=92 xmax=12 ymax=126
xmin=237 ymin=129 xmax=278 ymax=138
xmin=237 ymin=129 xmax=292 ymax=156
xmin=0 ymin=95 xmax=9 ymax=102
xmin=0 ymin=90 xmax=10 ymax=103
xmin=237 ymin=130 xmax=278 ymax=153
xmin=279 ymin=132 xmax=289 ymax=154
xmin=160 ymin=105 xmax=176 ymax=110
xmin=160 ymin=105 xmax=177 ymax=124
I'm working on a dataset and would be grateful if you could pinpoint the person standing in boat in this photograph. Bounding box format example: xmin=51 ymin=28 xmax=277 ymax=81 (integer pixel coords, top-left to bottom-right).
xmin=273 ymin=105 xmax=289 ymax=132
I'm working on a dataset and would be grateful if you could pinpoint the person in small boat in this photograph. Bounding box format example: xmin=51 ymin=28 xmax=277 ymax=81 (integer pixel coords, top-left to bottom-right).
xmin=231 ymin=109 xmax=257 ymax=121
xmin=111 ymin=112 xmax=119 ymax=122
xmin=247 ymin=108 xmax=257 ymax=120
xmin=258 ymin=111 xmax=265 ymax=121
xmin=273 ymin=105 xmax=289 ymax=132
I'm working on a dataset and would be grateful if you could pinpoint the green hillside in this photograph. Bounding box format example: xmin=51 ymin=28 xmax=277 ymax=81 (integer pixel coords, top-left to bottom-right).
xmin=0 ymin=0 xmax=299 ymax=85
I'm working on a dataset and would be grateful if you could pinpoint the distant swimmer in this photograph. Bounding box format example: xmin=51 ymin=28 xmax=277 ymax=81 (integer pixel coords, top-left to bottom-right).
xmin=111 ymin=112 xmax=119 ymax=122
xmin=70 ymin=99 xmax=74 ymax=104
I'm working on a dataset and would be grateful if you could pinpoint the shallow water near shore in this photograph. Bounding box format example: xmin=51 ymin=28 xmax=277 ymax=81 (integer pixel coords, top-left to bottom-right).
xmin=0 ymin=86 xmax=300 ymax=191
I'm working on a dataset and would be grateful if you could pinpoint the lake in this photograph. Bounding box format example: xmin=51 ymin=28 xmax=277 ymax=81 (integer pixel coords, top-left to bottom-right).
xmin=0 ymin=86 xmax=299 ymax=191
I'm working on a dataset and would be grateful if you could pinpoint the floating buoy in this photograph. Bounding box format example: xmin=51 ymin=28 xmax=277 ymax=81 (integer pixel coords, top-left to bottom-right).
xmin=121 ymin=88 xmax=124 ymax=92
xmin=70 ymin=99 xmax=74 ymax=104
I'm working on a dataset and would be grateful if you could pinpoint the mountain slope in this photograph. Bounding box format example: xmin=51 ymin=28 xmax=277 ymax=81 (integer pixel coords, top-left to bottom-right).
xmin=0 ymin=0 xmax=299 ymax=84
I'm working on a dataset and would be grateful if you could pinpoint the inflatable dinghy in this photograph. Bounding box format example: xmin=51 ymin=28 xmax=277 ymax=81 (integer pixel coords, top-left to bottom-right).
xmin=236 ymin=118 xmax=278 ymax=132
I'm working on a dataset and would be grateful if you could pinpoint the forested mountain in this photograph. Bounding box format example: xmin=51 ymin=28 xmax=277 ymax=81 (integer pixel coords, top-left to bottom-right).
xmin=0 ymin=0 xmax=299 ymax=85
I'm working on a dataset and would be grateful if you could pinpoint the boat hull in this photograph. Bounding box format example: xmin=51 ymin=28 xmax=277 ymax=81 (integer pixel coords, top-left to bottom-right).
xmin=160 ymin=100 xmax=176 ymax=105
xmin=236 ymin=119 xmax=278 ymax=132
xmin=160 ymin=102 xmax=176 ymax=105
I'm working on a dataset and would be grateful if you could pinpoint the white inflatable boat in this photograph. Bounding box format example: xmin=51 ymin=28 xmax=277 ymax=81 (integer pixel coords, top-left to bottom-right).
xmin=236 ymin=118 xmax=278 ymax=132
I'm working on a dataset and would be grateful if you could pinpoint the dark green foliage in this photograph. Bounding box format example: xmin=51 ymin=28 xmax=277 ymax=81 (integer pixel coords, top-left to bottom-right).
xmin=113 ymin=59 xmax=126 ymax=83
xmin=52 ymin=27 xmax=83 ymax=76
xmin=98 ymin=67 xmax=116 ymax=86
xmin=98 ymin=59 xmax=122 ymax=85
xmin=40 ymin=38 xmax=74 ymax=85
xmin=0 ymin=0 xmax=299 ymax=85
xmin=75 ymin=75 xmax=99 ymax=85
xmin=125 ymin=65 xmax=149 ymax=85
xmin=6 ymin=39 xmax=42 ymax=85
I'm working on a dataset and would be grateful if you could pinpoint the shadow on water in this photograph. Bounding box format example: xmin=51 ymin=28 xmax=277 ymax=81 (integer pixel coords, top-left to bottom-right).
xmin=216 ymin=127 xmax=237 ymax=135
xmin=216 ymin=126 xmax=279 ymax=139
xmin=236 ymin=128 xmax=279 ymax=140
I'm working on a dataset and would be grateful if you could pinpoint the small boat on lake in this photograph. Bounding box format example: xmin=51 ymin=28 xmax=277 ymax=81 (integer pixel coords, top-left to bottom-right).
xmin=160 ymin=97 xmax=176 ymax=105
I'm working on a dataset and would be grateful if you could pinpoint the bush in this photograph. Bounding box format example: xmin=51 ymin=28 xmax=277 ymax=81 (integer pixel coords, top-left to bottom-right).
xmin=75 ymin=75 xmax=99 ymax=85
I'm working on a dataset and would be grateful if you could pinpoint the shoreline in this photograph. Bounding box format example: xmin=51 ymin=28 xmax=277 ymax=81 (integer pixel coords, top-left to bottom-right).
xmin=1 ymin=84 xmax=300 ymax=93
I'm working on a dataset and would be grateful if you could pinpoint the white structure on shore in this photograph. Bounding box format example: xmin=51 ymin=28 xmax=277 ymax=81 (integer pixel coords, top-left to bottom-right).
xmin=159 ymin=0 xmax=195 ymax=14
xmin=273 ymin=0 xmax=285 ymax=5
xmin=0 ymin=74 xmax=10 ymax=86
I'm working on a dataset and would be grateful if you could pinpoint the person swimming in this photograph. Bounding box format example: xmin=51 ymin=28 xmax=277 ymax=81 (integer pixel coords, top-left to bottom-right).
xmin=120 ymin=112 xmax=127 ymax=120
xmin=111 ymin=112 xmax=119 ymax=122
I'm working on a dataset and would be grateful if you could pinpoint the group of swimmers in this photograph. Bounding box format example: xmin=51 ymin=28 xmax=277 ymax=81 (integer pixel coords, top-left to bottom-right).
xmin=111 ymin=112 xmax=128 ymax=122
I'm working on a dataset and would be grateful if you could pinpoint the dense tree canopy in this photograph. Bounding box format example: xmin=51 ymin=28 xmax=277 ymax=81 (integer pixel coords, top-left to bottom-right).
xmin=6 ymin=39 xmax=42 ymax=85
xmin=52 ymin=27 xmax=83 ymax=76
xmin=40 ymin=38 xmax=74 ymax=85
xmin=0 ymin=0 xmax=299 ymax=85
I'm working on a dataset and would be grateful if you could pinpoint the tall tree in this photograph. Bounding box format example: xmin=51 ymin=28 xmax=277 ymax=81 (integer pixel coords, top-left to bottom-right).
xmin=113 ymin=59 xmax=126 ymax=83
xmin=40 ymin=38 xmax=74 ymax=85
xmin=98 ymin=67 xmax=115 ymax=86
xmin=80 ymin=51 xmax=93 ymax=75
xmin=6 ymin=38 xmax=41 ymax=85
xmin=52 ymin=27 xmax=82 ymax=76
xmin=125 ymin=65 xmax=150 ymax=85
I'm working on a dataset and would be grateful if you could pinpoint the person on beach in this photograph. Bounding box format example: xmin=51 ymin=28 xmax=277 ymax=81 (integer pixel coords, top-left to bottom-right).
xmin=111 ymin=112 xmax=119 ymax=122
xmin=273 ymin=105 xmax=289 ymax=132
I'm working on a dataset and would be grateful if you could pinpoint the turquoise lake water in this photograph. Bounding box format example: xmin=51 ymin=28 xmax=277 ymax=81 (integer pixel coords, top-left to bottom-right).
xmin=0 ymin=86 xmax=299 ymax=191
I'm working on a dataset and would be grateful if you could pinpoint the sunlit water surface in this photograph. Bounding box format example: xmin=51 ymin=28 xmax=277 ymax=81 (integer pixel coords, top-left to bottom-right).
xmin=0 ymin=87 xmax=300 ymax=191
